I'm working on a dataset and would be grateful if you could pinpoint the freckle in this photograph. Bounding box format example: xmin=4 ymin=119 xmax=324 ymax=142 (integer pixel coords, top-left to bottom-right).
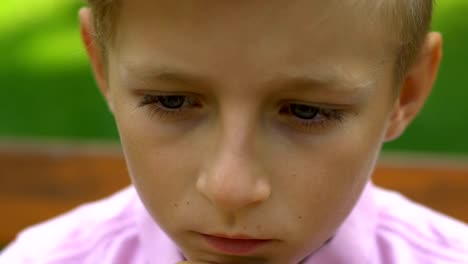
xmin=173 ymin=203 xmax=178 ymax=208
xmin=298 ymin=216 xmax=303 ymax=220
xmin=243 ymin=226 xmax=247 ymax=230
xmin=186 ymin=201 xmax=190 ymax=206
xmin=256 ymin=225 xmax=261 ymax=230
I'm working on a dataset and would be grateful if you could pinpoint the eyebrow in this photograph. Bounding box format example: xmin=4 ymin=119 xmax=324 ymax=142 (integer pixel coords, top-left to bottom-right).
xmin=121 ymin=64 xmax=214 ymax=91
xmin=121 ymin=63 xmax=373 ymax=99
xmin=264 ymin=72 xmax=374 ymax=97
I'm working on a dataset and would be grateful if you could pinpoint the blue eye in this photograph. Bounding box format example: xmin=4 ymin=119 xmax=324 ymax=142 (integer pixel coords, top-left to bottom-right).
xmin=279 ymin=102 xmax=347 ymax=132
xmin=290 ymin=104 xmax=319 ymax=120
xmin=139 ymin=94 xmax=202 ymax=120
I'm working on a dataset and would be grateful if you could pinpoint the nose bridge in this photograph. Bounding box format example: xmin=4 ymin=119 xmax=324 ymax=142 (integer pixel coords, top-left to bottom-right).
xmin=220 ymin=101 xmax=256 ymax=154
xmin=196 ymin=101 xmax=271 ymax=212
xmin=215 ymin=94 xmax=262 ymax=158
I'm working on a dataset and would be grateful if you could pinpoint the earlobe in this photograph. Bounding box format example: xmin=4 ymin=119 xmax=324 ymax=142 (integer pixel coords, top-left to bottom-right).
xmin=384 ymin=32 xmax=443 ymax=142
xmin=79 ymin=7 xmax=114 ymax=113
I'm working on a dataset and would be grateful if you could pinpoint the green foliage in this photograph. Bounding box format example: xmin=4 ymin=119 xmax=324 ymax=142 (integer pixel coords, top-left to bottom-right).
xmin=0 ymin=0 xmax=467 ymax=153
xmin=0 ymin=0 xmax=118 ymax=140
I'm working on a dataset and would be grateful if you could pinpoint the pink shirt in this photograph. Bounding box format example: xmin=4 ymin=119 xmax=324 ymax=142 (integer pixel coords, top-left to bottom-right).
xmin=1 ymin=182 xmax=467 ymax=264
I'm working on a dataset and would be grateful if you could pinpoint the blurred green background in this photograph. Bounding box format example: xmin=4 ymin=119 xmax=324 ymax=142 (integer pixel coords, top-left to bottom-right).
xmin=0 ymin=0 xmax=467 ymax=154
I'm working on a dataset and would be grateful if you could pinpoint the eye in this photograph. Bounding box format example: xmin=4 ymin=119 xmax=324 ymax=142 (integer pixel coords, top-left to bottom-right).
xmin=279 ymin=102 xmax=346 ymax=132
xmin=290 ymin=104 xmax=319 ymax=119
xmin=158 ymin=95 xmax=186 ymax=109
xmin=138 ymin=94 xmax=202 ymax=120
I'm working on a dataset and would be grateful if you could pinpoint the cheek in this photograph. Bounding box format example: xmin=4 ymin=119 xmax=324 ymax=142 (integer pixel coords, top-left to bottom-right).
xmin=276 ymin=104 xmax=389 ymax=234
xmin=112 ymin=102 xmax=202 ymax=218
xmin=277 ymin=139 xmax=377 ymax=221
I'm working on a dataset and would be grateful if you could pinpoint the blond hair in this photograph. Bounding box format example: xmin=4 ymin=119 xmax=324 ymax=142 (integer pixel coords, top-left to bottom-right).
xmin=85 ymin=0 xmax=433 ymax=82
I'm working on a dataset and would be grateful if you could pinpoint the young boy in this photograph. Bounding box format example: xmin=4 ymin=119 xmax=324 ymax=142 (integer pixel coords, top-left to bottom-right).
xmin=1 ymin=0 xmax=467 ymax=263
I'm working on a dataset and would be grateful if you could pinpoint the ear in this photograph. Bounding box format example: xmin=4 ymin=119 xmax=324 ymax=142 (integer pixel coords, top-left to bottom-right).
xmin=384 ymin=32 xmax=443 ymax=142
xmin=79 ymin=7 xmax=114 ymax=113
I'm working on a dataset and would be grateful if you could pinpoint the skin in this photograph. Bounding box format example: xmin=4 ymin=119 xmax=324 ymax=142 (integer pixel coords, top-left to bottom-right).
xmin=80 ymin=0 xmax=442 ymax=263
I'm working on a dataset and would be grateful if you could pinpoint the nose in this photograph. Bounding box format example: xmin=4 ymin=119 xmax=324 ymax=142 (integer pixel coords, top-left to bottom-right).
xmin=196 ymin=147 xmax=271 ymax=212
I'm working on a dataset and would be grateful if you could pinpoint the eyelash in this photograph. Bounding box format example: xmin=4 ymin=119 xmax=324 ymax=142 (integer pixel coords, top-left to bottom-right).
xmin=138 ymin=94 xmax=347 ymax=131
xmin=279 ymin=103 xmax=346 ymax=131
xmin=138 ymin=94 xmax=202 ymax=120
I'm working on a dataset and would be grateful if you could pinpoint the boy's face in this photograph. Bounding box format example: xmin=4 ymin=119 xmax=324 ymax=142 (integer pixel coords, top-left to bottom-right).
xmin=81 ymin=0 xmax=439 ymax=263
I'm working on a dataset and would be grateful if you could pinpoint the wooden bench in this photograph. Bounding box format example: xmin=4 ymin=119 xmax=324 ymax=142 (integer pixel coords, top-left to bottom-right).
xmin=1 ymin=142 xmax=467 ymax=246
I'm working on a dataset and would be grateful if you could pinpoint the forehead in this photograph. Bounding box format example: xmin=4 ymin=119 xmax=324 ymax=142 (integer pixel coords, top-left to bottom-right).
xmin=111 ymin=0 xmax=396 ymax=93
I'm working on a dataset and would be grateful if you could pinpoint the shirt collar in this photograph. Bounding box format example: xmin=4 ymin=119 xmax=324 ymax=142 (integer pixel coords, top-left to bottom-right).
xmin=303 ymin=181 xmax=377 ymax=263
xmin=137 ymin=181 xmax=377 ymax=264
xmin=137 ymin=202 xmax=185 ymax=264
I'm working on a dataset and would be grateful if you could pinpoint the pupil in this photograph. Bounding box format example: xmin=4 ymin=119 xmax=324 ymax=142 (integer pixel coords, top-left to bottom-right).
xmin=160 ymin=96 xmax=185 ymax=109
xmin=291 ymin=104 xmax=319 ymax=119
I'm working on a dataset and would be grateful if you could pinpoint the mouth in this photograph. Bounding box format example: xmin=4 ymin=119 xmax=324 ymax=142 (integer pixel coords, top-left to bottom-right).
xmin=200 ymin=233 xmax=273 ymax=255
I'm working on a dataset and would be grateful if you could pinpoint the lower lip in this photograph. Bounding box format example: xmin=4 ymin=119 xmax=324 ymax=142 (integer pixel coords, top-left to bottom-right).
xmin=202 ymin=234 xmax=272 ymax=255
